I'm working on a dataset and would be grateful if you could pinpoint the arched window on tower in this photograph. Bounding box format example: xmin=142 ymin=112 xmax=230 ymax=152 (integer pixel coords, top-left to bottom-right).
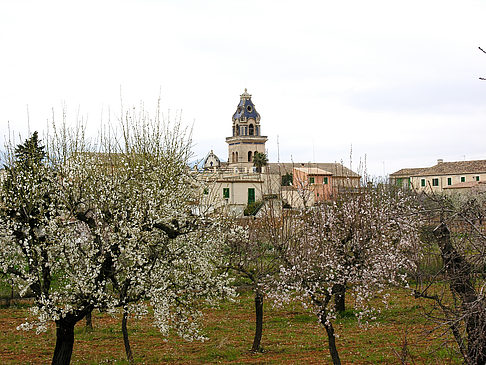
xmin=232 ymin=152 xmax=235 ymax=163
xmin=235 ymin=151 xmax=238 ymax=162
xmin=249 ymin=124 xmax=254 ymax=136
xmin=248 ymin=151 xmax=253 ymax=162
xmin=235 ymin=124 xmax=239 ymax=136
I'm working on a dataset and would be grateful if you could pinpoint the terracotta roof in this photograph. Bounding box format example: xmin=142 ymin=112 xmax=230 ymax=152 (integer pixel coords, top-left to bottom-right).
xmin=427 ymin=160 xmax=486 ymax=175
xmin=294 ymin=167 xmax=332 ymax=175
xmin=267 ymin=163 xmax=360 ymax=178
xmin=389 ymin=168 xmax=427 ymax=177
xmin=390 ymin=160 xmax=486 ymax=177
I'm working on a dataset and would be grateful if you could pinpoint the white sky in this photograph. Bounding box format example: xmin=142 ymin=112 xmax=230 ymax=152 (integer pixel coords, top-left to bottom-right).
xmin=1 ymin=0 xmax=485 ymax=176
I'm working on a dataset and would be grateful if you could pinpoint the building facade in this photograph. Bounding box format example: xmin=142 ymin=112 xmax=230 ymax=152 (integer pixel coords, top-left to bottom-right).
xmin=390 ymin=159 xmax=486 ymax=193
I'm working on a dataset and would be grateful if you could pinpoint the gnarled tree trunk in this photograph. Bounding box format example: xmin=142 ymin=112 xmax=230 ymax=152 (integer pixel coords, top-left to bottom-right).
xmin=434 ymin=222 xmax=486 ymax=365
xmin=85 ymin=309 xmax=93 ymax=330
xmin=333 ymin=283 xmax=346 ymax=313
xmin=122 ymin=311 xmax=134 ymax=364
xmin=319 ymin=309 xmax=341 ymax=365
xmin=52 ymin=317 xmax=76 ymax=365
xmin=251 ymin=291 xmax=264 ymax=352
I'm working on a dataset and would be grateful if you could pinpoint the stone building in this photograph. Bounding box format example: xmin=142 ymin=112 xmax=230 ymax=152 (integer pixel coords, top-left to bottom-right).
xmin=390 ymin=159 xmax=486 ymax=193
xmin=197 ymin=89 xmax=360 ymax=215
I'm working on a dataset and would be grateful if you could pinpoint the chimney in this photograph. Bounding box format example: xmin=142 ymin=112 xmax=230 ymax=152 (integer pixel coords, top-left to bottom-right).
xmin=437 ymin=159 xmax=444 ymax=164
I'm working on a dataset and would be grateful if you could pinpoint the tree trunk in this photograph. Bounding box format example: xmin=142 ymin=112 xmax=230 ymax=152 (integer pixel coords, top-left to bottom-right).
xmin=434 ymin=222 xmax=486 ymax=365
xmin=251 ymin=291 xmax=264 ymax=352
xmin=319 ymin=311 xmax=341 ymax=365
xmin=122 ymin=311 xmax=134 ymax=364
xmin=6 ymin=285 xmax=13 ymax=307
xmin=85 ymin=309 xmax=93 ymax=330
xmin=52 ymin=318 xmax=76 ymax=365
xmin=333 ymin=283 xmax=346 ymax=313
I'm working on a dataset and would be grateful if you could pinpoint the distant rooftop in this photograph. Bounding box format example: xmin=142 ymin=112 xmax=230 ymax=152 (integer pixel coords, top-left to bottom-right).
xmin=390 ymin=159 xmax=486 ymax=177
xmin=294 ymin=167 xmax=332 ymax=175
xmin=267 ymin=162 xmax=360 ymax=178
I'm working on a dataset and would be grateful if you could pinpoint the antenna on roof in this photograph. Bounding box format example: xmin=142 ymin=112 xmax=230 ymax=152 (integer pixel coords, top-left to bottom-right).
xmin=277 ymin=135 xmax=280 ymax=163
xmin=349 ymin=143 xmax=353 ymax=172
xmin=313 ymin=140 xmax=315 ymax=167
xmin=26 ymin=105 xmax=30 ymax=135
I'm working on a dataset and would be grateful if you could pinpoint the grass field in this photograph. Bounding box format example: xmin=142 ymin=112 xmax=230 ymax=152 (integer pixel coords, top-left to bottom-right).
xmin=0 ymin=288 xmax=461 ymax=364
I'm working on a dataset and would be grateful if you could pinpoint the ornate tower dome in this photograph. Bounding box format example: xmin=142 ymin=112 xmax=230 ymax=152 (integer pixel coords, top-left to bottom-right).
xmin=226 ymin=89 xmax=267 ymax=169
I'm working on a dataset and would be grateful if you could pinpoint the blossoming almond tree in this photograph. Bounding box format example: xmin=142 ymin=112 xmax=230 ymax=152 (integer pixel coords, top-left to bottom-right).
xmin=0 ymin=106 xmax=233 ymax=365
xmin=273 ymin=186 xmax=421 ymax=365
xmin=223 ymin=205 xmax=284 ymax=353
xmin=0 ymin=131 xmax=103 ymax=365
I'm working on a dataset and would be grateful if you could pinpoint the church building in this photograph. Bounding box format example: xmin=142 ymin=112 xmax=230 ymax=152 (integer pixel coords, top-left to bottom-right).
xmin=226 ymin=88 xmax=267 ymax=169
xmin=198 ymin=89 xmax=360 ymax=215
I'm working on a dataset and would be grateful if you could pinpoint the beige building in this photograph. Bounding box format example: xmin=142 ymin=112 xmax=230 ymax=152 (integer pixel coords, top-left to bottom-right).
xmin=197 ymin=89 xmax=360 ymax=215
xmin=390 ymin=159 xmax=486 ymax=193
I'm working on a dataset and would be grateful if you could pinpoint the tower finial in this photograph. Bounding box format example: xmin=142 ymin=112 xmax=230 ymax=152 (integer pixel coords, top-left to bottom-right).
xmin=244 ymin=88 xmax=247 ymax=93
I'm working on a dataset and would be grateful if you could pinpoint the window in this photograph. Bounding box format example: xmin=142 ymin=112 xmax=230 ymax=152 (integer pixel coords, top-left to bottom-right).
xmin=475 ymin=176 xmax=480 ymax=181
xmin=281 ymin=173 xmax=293 ymax=186
xmin=421 ymin=179 xmax=426 ymax=187
xmin=461 ymin=176 xmax=466 ymax=182
xmin=223 ymin=188 xmax=229 ymax=199
xmin=309 ymin=177 xmax=315 ymax=184
xmin=203 ymin=188 xmax=209 ymax=195
xmin=248 ymin=188 xmax=255 ymax=204
xmin=447 ymin=177 xmax=452 ymax=185
xmin=432 ymin=178 xmax=439 ymax=187
xmin=324 ymin=177 xmax=328 ymax=185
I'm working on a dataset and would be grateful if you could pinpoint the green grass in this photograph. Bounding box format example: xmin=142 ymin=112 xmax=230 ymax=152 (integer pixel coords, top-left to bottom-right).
xmin=0 ymin=287 xmax=463 ymax=364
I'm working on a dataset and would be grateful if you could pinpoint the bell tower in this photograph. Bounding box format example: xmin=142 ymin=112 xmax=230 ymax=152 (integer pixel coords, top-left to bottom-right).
xmin=226 ymin=89 xmax=267 ymax=169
